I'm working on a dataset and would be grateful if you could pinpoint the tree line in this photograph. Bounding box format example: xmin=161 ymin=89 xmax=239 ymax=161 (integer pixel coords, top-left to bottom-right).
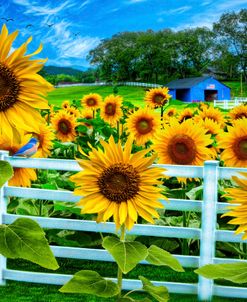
xmin=87 ymin=9 xmax=247 ymax=84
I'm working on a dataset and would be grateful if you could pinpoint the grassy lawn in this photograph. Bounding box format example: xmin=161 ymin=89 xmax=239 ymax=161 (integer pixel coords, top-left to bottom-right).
xmin=47 ymin=85 xmax=146 ymax=107
xmin=1 ymin=258 xmax=245 ymax=302
xmin=47 ymin=81 xmax=247 ymax=108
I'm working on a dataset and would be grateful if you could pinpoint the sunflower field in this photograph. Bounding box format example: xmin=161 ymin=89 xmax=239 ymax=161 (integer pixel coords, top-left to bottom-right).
xmin=1 ymin=23 xmax=247 ymax=302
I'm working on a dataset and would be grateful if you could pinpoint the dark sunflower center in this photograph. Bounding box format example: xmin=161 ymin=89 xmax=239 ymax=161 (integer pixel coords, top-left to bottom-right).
xmin=233 ymin=136 xmax=247 ymax=160
xmin=154 ymin=94 xmax=165 ymax=104
xmin=0 ymin=63 xmax=20 ymax=112
xmin=235 ymin=113 xmax=247 ymax=120
xmin=136 ymin=118 xmax=153 ymax=134
xmin=168 ymin=111 xmax=174 ymax=117
xmin=168 ymin=134 xmax=196 ymax=164
xmin=98 ymin=163 xmax=140 ymax=203
xmin=87 ymin=98 xmax=96 ymax=106
xmin=105 ymin=103 xmax=116 ymax=116
xmin=58 ymin=119 xmax=71 ymax=134
xmin=181 ymin=114 xmax=192 ymax=122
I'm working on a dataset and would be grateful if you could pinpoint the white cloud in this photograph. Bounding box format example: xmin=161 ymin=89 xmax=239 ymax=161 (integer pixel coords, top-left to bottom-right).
xmin=172 ymin=0 xmax=246 ymax=31
xmin=12 ymin=0 xmax=75 ymax=16
xmin=43 ymin=20 xmax=100 ymax=60
xmin=160 ymin=6 xmax=192 ymax=15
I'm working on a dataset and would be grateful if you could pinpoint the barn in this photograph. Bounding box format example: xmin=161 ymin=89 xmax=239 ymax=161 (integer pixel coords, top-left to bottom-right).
xmin=166 ymin=76 xmax=231 ymax=102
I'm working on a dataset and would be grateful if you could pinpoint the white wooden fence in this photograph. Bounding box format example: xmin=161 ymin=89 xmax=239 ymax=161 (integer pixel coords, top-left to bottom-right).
xmin=214 ymin=97 xmax=247 ymax=109
xmin=1 ymin=150 xmax=247 ymax=301
xmin=56 ymin=81 xmax=162 ymax=88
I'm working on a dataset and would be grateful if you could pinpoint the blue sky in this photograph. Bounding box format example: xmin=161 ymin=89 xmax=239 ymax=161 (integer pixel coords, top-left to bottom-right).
xmin=1 ymin=0 xmax=246 ymax=68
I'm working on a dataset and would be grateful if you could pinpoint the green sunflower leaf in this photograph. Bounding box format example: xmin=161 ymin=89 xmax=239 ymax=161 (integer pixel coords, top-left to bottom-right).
xmin=102 ymin=236 xmax=148 ymax=274
xmin=139 ymin=276 xmax=169 ymax=302
xmin=59 ymin=270 xmax=119 ymax=297
xmin=0 ymin=160 xmax=13 ymax=188
xmin=146 ymin=245 xmax=184 ymax=272
xmin=0 ymin=218 xmax=59 ymax=270
xmin=195 ymin=263 xmax=247 ymax=283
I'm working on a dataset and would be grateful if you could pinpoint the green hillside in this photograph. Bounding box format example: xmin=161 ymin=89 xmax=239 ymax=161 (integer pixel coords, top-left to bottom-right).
xmin=43 ymin=66 xmax=84 ymax=76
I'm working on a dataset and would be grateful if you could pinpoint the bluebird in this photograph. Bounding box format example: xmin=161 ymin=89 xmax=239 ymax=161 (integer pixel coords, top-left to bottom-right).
xmin=13 ymin=138 xmax=39 ymax=158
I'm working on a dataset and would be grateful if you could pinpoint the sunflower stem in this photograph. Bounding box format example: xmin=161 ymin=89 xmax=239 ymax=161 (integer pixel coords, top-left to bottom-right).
xmin=117 ymin=224 xmax=125 ymax=298
xmin=161 ymin=105 xmax=164 ymax=122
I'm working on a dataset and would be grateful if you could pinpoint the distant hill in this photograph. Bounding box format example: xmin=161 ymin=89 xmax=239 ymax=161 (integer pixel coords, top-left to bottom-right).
xmin=43 ymin=65 xmax=87 ymax=75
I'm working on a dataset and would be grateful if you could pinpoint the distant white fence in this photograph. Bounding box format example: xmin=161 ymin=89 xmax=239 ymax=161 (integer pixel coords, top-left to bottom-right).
xmin=56 ymin=81 xmax=162 ymax=88
xmin=1 ymin=151 xmax=247 ymax=301
xmin=214 ymin=97 xmax=247 ymax=109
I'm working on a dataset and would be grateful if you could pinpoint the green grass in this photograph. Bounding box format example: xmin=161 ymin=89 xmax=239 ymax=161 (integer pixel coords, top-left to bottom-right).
xmin=47 ymin=81 xmax=247 ymax=109
xmin=1 ymin=258 xmax=245 ymax=302
xmin=223 ymin=81 xmax=247 ymax=98
xmin=47 ymin=85 xmax=146 ymax=107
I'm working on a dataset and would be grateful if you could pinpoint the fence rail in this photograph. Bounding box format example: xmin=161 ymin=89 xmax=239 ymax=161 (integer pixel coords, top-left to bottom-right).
xmin=56 ymin=81 xmax=162 ymax=88
xmin=1 ymin=152 xmax=247 ymax=300
xmin=214 ymin=98 xmax=247 ymax=109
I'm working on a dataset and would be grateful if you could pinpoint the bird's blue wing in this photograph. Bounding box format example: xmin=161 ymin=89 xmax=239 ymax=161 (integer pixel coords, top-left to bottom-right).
xmin=14 ymin=142 xmax=35 ymax=156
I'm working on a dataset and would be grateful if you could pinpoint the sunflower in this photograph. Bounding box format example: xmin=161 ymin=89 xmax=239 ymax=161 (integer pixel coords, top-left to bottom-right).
xmin=32 ymin=121 xmax=55 ymax=158
xmin=51 ymin=110 xmax=77 ymax=142
xmin=0 ymin=134 xmax=37 ymax=187
xmin=198 ymin=102 xmax=209 ymax=111
xmin=81 ymin=109 xmax=94 ymax=128
xmin=166 ymin=108 xmax=177 ymax=117
xmin=153 ymin=119 xmax=213 ymax=165
xmin=222 ymin=172 xmax=247 ymax=240
xmin=218 ymin=118 xmax=247 ymax=167
xmin=194 ymin=107 xmax=225 ymax=127
xmin=126 ymin=107 xmax=160 ymax=146
xmin=0 ymin=24 xmax=53 ymax=141
xmin=70 ymin=136 xmax=166 ymax=230
xmin=178 ymin=108 xmax=194 ymax=122
xmin=61 ymin=100 xmax=70 ymax=110
xmin=66 ymin=107 xmax=80 ymax=118
xmin=199 ymin=117 xmax=222 ymax=136
xmin=81 ymin=93 xmax=102 ymax=110
xmin=100 ymin=95 xmax=123 ymax=126
xmin=145 ymin=87 xmax=171 ymax=108
xmin=228 ymin=104 xmax=247 ymax=122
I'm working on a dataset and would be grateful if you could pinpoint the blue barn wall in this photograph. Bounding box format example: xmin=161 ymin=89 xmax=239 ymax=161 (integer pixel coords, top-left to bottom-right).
xmin=190 ymin=77 xmax=230 ymax=102
xmin=169 ymin=89 xmax=176 ymax=99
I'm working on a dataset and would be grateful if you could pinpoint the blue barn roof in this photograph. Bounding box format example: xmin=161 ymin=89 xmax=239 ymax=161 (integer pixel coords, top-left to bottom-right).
xmin=166 ymin=76 xmax=230 ymax=89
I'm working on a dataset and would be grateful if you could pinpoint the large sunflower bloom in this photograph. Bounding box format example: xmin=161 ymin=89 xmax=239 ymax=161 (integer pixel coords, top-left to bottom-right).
xmin=70 ymin=136 xmax=166 ymax=230
xmin=153 ymin=119 xmax=213 ymax=165
xmin=126 ymin=107 xmax=160 ymax=146
xmin=51 ymin=110 xmax=77 ymax=142
xmin=195 ymin=107 xmax=225 ymax=128
xmin=33 ymin=121 xmax=55 ymax=158
xmin=0 ymin=134 xmax=37 ymax=187
xmin=81 ymin=93 xmax=102 ymax=110
xmin=100 ymin=95 xmax=123 ymax=126
xmin=218 ymin=118 xmax=247 ymax=167
xmin=228 ymin=104 xmax=247 ymax=122
xmin=0 ymin=24 xmax=53 ymax=141
xmin=145 ymin=87 xmax=171 ymax=108
xmin=222 ymin=172 xmax=247 ymax=240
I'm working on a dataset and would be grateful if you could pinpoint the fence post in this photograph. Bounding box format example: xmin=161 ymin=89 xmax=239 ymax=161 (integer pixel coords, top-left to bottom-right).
xmin=0 ymin=150 xmax=9 ymax=286
xmin=198 ymin=160 xmax=219 ymax=301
